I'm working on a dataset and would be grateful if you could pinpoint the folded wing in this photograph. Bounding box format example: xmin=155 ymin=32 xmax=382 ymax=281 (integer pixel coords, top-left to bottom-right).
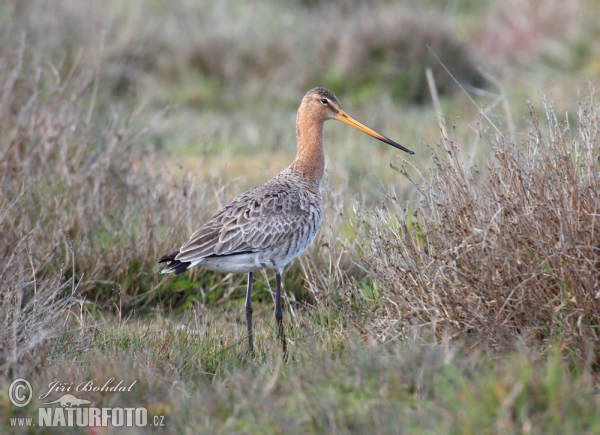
xmin=173 ymin=182 xmax=321 ymax=266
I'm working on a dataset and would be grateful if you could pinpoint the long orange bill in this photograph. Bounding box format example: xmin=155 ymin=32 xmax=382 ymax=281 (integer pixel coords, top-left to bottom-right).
xmin=336 ymin=110 xmax=414 ymax=155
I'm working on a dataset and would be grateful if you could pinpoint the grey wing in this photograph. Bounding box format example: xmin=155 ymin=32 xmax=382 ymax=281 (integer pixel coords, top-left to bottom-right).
xmin=175 ymin=185 xmax=322 ymax=262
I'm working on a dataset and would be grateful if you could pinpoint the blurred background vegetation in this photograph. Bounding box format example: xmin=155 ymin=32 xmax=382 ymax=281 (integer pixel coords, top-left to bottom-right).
xmin=3 ymin=0 xmax=599 ymax=165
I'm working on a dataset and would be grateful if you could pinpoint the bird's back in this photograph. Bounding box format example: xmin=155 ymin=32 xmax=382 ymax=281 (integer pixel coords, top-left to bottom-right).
xmin=160 ymin=166 xmax=323 ymax=274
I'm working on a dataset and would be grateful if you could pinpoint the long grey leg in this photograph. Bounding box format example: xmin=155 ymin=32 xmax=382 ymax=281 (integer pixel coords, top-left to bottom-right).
xmin=275 ymin=272 xmax=287 ymax=355
xmin=245 ymin=272 xmax=254 ymax=354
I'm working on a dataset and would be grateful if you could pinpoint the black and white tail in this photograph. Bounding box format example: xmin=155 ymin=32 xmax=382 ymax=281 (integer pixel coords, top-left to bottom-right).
xmin=158 ymin=251 xmax=192 ymax=276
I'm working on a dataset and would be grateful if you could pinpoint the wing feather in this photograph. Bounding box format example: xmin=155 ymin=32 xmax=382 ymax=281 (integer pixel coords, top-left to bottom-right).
xmin=175 ymin=180 xmax=321 ymax=263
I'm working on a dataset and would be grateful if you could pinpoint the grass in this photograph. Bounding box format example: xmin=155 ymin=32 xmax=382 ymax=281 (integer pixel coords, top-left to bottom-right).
xmin=3 ymin=313 xmax=599 ymax=433
xmin=1 ymin=0 xmax=600 ymax=432
xmin=357 ymin=95 xmax=600 ymax=360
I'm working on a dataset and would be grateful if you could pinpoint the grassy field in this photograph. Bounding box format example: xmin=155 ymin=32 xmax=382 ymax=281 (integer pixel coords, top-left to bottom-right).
xmin=1 ymin=0 xmax=600 ymax=432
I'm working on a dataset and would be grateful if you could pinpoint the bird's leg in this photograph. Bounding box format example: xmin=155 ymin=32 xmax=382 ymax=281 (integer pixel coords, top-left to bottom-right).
xmin=275 ymin=272 xmax=287 ymax=355
xmin=245 ymin=272 xmax=254 ymax=354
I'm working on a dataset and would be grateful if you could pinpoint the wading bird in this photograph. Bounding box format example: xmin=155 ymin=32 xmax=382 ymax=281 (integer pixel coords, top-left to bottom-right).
xmin=159 ymin=87 xmax=414 ymax=354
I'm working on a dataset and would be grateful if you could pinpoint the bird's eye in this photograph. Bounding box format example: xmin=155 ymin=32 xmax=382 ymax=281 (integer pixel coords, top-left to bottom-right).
xmin=320 ymin=98 xmax=329 ymax=105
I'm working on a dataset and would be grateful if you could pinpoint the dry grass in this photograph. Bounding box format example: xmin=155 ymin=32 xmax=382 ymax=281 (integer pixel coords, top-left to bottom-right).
xmin=358 ymin=91 xmax=600 ymax=361
xmin=0 ymin=38 xmax=249 ymax=362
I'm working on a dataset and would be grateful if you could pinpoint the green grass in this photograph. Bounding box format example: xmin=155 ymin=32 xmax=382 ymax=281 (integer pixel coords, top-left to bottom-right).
xmin=3 ymin=313 xmax=599 ymax=433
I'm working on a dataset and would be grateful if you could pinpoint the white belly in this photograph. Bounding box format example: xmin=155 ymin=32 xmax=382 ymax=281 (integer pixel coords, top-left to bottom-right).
xmin=191 ymin=253 xmax=264 ymax=274
xmin=191 ymin=228 xmax=318 ymax=274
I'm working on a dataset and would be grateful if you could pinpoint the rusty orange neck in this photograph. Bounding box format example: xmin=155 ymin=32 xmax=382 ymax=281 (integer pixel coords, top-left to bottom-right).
xmin=291 ymin=109 xmax=325 ymax=185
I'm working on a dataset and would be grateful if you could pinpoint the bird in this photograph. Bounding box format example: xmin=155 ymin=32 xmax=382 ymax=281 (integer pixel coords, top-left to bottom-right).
xmin=159 ymin=87 xmax=414 ymax=354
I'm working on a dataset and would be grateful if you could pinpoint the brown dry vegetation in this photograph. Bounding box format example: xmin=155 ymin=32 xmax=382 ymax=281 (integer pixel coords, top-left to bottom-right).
xmin=0 ymin=40 xmax=250 ymax=319
xmin=355 ymin=96 xmax=600 ymax=361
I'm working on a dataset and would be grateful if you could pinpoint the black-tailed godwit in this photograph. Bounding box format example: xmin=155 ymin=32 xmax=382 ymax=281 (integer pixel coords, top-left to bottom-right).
xmin=159 ymin=87 xmax=414 ymax=353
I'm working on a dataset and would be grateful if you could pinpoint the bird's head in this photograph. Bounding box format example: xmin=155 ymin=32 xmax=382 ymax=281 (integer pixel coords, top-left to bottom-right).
xmin=301 ymin=87 xmax=414 ymax=155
